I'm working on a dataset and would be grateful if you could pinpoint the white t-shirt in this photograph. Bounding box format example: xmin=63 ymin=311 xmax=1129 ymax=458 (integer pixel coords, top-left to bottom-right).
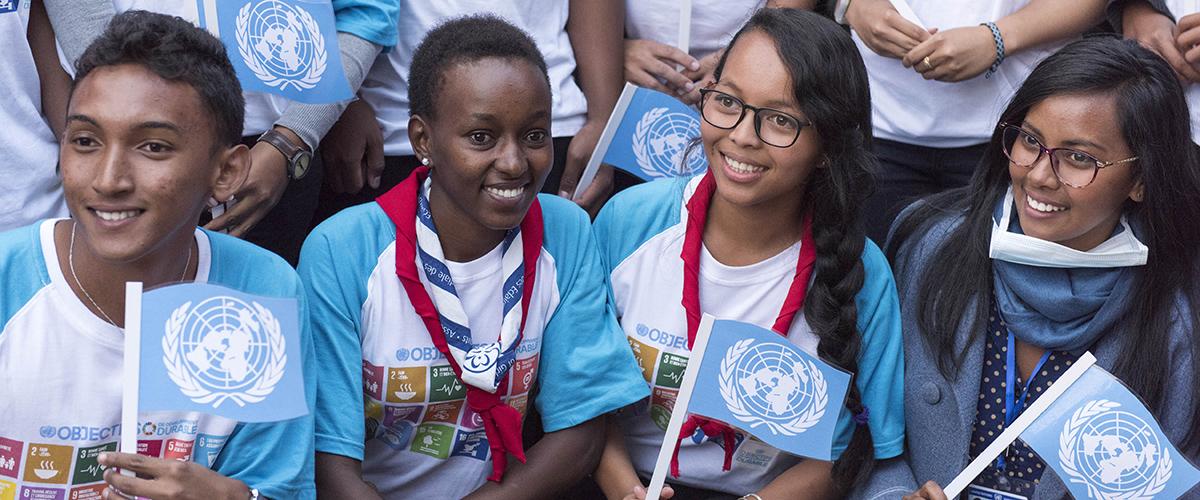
xmin=359 ymin=0 xmax=588 ymax=156
xmin=855 ymin=1 xmax=1064 ymax=147
xmin=301 ymin=193 xmax=648 ymax=499
xmin=0 ymin=0 xmax=66 ymax=232
xmin=593 ymin=176 xmax=906 ymax=494
xmin=108 ymin=0 xmax=288 ymax=137
xmin=0 ymin=221 xmax=316 ymax=499
xmin=625 ymin=0 xmax=765 ymax=60
xmin=1167 ymin=0 xmax=1200 ymax=144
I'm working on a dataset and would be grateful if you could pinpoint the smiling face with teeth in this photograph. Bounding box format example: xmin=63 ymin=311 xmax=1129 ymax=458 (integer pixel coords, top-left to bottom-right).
xmin=58 ymin=63 xmax=248 ymax=267
xmin=700 ymin=30 xmax=823 ymax=217
xmin=408 ymin=58 xmax=552 ymax=262
xmin=1008 ymin=93 xmax=1143 ymax=251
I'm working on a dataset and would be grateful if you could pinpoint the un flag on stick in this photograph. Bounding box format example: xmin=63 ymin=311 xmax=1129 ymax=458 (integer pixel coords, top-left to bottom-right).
xmin=200 ymin=0 xmax=352 ymax=103
xmin=124 ymin=282 xmax=308 ymax=430
xmin=573 ymin=83 xmax=708 ymax=197
xmin=1020 ymin=363 xmax=1200 ymax=499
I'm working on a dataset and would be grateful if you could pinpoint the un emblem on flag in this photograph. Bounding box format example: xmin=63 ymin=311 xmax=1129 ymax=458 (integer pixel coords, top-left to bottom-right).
xmin=632 ymin=107 xmax=706 ymax=178
xmin=162 ymin=297 xmax=287 ymax=409
xmin=235 ymin=0 xmax=328 ymax=91
xmin=1058 ymin=400 xmax=1173 ymax=499
xmin=718 ymin=339 xmax=827 ymax=436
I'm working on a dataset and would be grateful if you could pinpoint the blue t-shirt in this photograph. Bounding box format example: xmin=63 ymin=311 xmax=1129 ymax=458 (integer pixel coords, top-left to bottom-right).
xmin=332 ymin=0 xmax=400 ymax=48
xmin=0 ymin=221 xmax=315 ymax=500
xmin=594 ymin=176 xmax=906 ymax=494
xmin=299 ymin=194 xmax=649 ymax=499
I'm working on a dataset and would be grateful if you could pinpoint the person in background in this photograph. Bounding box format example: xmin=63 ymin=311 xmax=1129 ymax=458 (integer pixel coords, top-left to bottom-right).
xmin=301 ymin=15 xmax=647 ymax=499
xmin=837 ymin=0 xmax=1107 ymax=244
xmin=594 ymin=10 xmax=904 ymax=500
xmin=1113 ymin=0 xmax=1200 ymax=145
xmin=66 ymin=0 xmax=400 ymax=265
xmin=882 ymin=37 xmax=1200 ymax=499
xmin=0 ymin=0 xmax=71 ymax=232
xmin=0 ymin=12 xmax=315 ymax=499
xmin=623 ymin=0 xmax=814 ymax=106
xmin=314 ymin=0 xmax=624 ymax=223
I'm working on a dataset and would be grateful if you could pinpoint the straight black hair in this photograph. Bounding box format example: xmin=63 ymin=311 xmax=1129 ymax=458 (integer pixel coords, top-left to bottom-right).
xmin=889 ymin=35 xmax=1200 ymax=453
xmin=714 ymin=8 xmax=879 ymax=492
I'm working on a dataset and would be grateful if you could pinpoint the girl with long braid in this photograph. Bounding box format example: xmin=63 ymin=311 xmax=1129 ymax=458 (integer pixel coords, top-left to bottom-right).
xmin=592 ymin=9 xmax=905 ymax=499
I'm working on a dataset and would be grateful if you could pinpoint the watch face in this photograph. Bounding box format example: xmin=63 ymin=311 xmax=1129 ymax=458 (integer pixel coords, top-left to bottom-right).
xmin=293 ymin=152 xmax=312 ymax=180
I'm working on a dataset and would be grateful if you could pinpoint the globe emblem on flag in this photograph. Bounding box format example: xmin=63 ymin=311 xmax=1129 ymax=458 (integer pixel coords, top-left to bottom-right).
xmin=1059 ymin=400 xmax=1173 ymax=498
xmin=235 ymin=0 xmax=328 ymax=91
xmin=163 ymin=296 xmax=287 ymax=408
xmin=632 ymin=107 xmax=707 ymax=178
xmin=719 ymin=340 xmax=827 ymax=436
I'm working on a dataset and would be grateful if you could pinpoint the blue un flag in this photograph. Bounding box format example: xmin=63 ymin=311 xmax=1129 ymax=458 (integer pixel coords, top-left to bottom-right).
xmin=138 ymin=282 xmax=308 ymax=422
xmin=206 ymin=0 xmax=352 ymax=103
xmin=1021 ymin=364 xmax=1200 ymax=498
xmin=688 ymin=320 xmax=851 ymax=461
xmin=599 ymin=83 xmax=707 ymax=181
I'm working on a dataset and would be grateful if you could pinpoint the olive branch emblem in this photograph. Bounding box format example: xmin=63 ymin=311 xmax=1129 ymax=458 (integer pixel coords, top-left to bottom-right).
xmin=718 ymin=339 xmax=827 ymax=436
xmin=235 ymin=0 xmax=328 ymax=92
xmin=162 ymin=299 xmax=287 ymax=408
xmin=1058 ymin=399 xmax=1172 ymax=499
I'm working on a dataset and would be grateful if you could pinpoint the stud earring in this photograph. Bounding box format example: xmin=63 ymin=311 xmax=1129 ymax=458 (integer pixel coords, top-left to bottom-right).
xmin=421 ymin=157 xmax=430 ymax=166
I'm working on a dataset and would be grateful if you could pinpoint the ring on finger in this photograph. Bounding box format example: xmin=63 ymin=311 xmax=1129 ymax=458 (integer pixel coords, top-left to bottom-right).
xmin=922 ymin=56 xmax=934 ymax=71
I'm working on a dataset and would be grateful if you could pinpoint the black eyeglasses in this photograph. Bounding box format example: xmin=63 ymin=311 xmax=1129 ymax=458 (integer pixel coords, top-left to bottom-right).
xmin=999 ymin=123 xmax=1138 ymax=188
xmin=698 ymin=88 xmax=812 ymax=148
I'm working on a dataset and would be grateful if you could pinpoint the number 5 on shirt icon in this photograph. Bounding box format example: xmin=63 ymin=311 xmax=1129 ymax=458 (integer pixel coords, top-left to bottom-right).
xmin=119 ymin=282 xmax=308 ymax=456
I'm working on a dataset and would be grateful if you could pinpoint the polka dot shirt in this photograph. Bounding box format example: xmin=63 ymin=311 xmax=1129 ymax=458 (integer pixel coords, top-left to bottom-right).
xmin=967 ymin=301 xmax=1078 ymax=497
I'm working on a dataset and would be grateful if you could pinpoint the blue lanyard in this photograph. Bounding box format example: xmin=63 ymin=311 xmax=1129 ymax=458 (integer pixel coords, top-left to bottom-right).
xmin=998 ymin=330 xmax=1051 ymax=471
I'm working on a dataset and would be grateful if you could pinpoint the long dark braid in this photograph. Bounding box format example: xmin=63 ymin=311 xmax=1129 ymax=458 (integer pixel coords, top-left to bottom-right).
xmin=713 ymin=9 xmax=879 ymax=492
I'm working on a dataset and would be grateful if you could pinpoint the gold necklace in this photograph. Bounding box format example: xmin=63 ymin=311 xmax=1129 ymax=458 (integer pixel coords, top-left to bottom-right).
xmin=68 ymin=221 xmax=192 ymax=326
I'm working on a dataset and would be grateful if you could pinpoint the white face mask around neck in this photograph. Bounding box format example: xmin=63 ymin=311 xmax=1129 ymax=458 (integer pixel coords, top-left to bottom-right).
xmin=988 ymin=187 xmax=1148 ymax=268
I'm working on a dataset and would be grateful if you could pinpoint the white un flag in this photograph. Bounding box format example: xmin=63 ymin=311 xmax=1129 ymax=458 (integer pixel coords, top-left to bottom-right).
xmin=137 ymin=282 xmax=308 ymax=422
xmin=1020 ymin=364 xmax=1200 ymax=499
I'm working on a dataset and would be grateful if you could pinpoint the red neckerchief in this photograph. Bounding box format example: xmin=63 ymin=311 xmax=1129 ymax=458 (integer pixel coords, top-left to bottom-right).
xmin=376 ymin=166 xmax=543 ymax=482
xmin=671 ymin=171 xmax=817 ymax=477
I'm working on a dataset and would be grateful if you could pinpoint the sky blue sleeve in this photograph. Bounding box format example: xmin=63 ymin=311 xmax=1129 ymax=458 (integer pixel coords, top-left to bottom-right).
xmin=592 ymin=178 xmax=686 ymax=275
xmin=534 ymin=196 xmax=651 ymax=432
xmin=0 ymin=223 xmax=51 ymax=336
xmin=296 ymin=207 xmax=384 ymax=460
xmin=830 ymin=240 xmax=905 ymax=460
xmin=332 ymin=0 xmax=399 ymax=49
xmin=206 ymin=239 xmax=317 ymax=500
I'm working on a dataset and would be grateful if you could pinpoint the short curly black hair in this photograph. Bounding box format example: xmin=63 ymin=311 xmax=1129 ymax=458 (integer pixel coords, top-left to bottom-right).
xmin=73 ymin=10 xmax=244 ymax=147
xmin=408 ymin=15 xmax=550 ymax=119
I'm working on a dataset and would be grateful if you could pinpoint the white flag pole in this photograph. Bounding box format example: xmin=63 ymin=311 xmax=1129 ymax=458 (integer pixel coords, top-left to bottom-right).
xmin=645 ymin=314 xmax=715 ymax=500
xmin=676 ymin=0 xmax=692 ymax=57
xmin=199 ymin=0 xmax=220 ymax=36
xmin=943 ymin=351 xmax=1097 ymax=497
xmin=120 ymin=282 xmax=143 ymax=469
xmin=571 ymin=82 xmax=637 ymax=200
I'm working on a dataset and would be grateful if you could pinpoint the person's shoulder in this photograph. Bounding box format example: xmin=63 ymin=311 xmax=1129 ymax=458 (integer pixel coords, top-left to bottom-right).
xmin=0 ymin=221 xmax=47 ymax=264
xmin=890 ymin=201 xmax=966 ymax=267
xmin=0 ymin=222 xmax=53 ymax=317
xmin=205 ymin=229 xmax=301 ymax=296
xmin=601 ymin=176 xmax=689 ymax=220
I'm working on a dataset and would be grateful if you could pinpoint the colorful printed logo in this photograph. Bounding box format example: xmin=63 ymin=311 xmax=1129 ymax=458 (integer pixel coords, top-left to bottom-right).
xmin=410 ymin=425 xmax=454 ymax=459
xmin=512 ymin=356 xmax=539 ymax=395
xmin=137 ymin=440 xmax=163 ymax=458
xmin=451 ymin=430 xmax=488 ymax=461
xmin=0 ymin=479 xmax=15 ymax=500
xmin=163 ymin=440 xmax=194 ymax=461
xmin=23 ymin=444 xmax=71 ymax=485
xmin=18 ymin=486 xmax=63 ymax=500
xmin=650 ymin=387 xmax=679 ymax=431
xmin=386 ymin=366 xmax=427 ymax=404
xmin=69 ymin=484 xmax=106 ymax=500
xmin=192 ymin=434 xmax=227 ymax=468
xmin=71 ymin=443 xmax=114 ymax=485
xmin=428 ymin=366 xmax=466 ymax=402
xmin=0 ymin=437 xmax=22 ymax=479
xmin=362 ymin=360 xmax=384 ymax=401
xmin=655 ymin=353 xmax=688 ymax=389
xmin=422 ymin=401 xmax=464 ymax=425
xmin=626 ymin=337 xmax=660 ymax=383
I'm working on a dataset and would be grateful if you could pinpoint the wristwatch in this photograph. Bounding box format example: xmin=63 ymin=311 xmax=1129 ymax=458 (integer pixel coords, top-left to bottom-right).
xmin=833 ymin=0 xmax=852 ymax=25
xmin=257 ymin=128 xmax=312 ymax=180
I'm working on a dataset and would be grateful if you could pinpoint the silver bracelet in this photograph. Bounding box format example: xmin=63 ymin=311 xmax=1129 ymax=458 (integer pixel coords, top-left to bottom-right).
xmin=738 ymin=494 xmax=764 ymax=500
